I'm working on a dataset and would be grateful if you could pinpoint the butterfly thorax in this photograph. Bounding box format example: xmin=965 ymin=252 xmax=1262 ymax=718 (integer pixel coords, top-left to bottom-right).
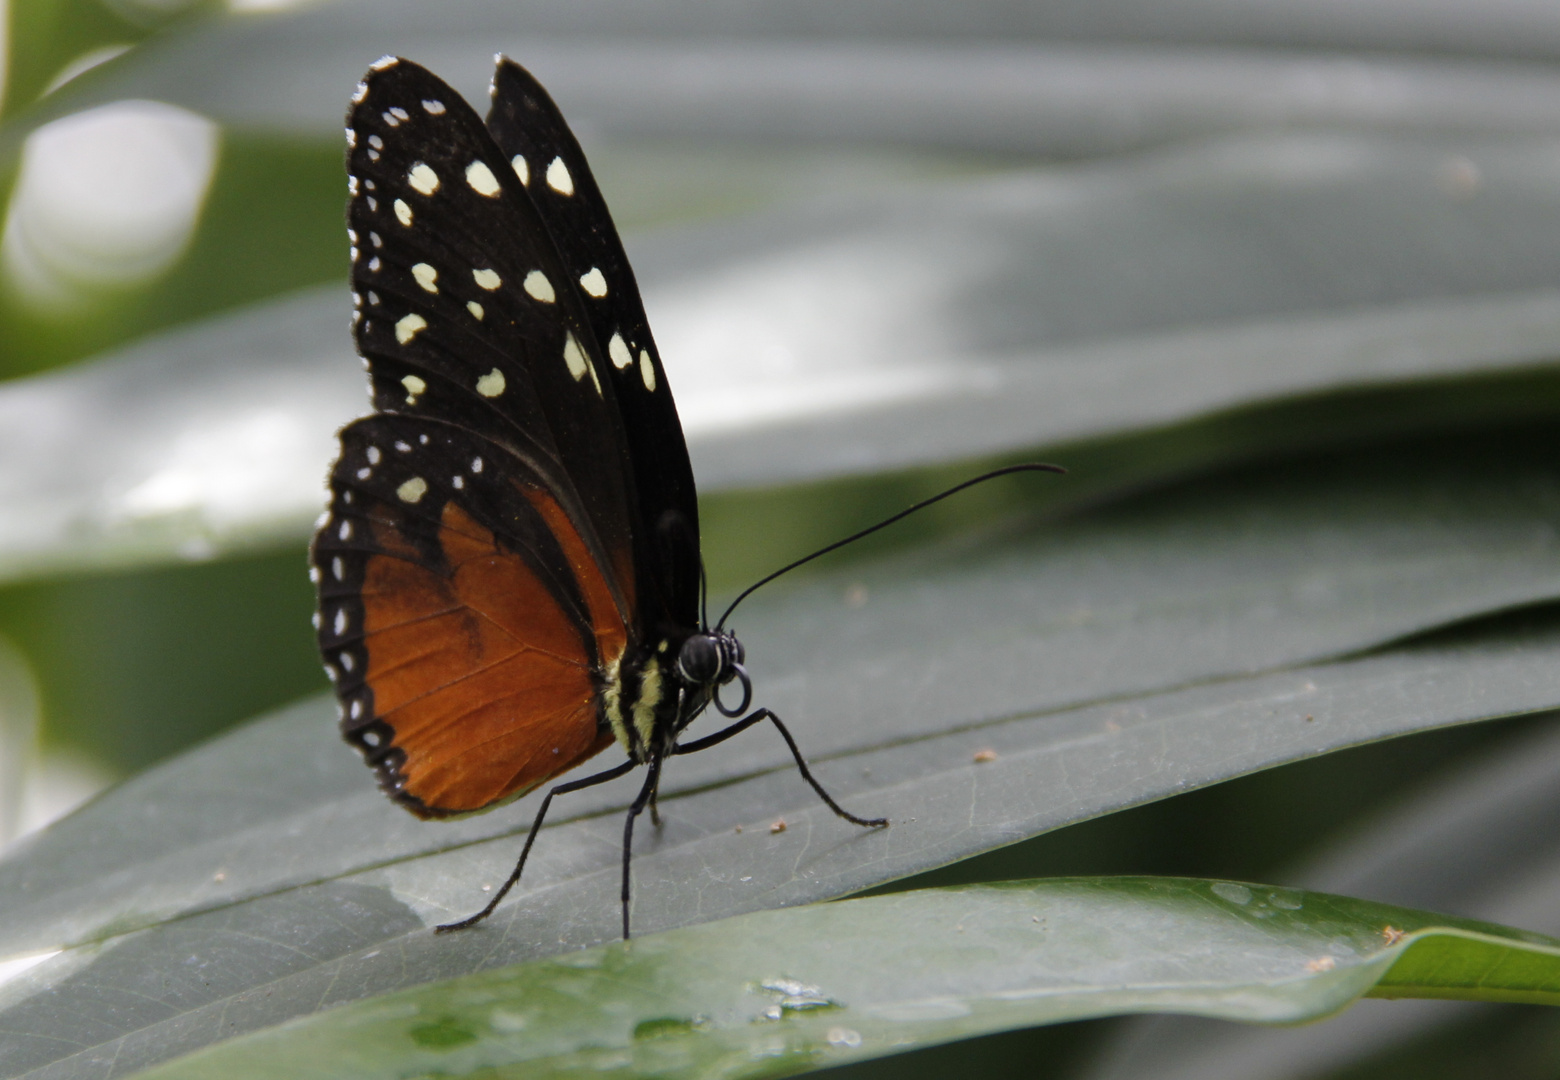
xmin=600 ymin=630 xmax=744 ymax=762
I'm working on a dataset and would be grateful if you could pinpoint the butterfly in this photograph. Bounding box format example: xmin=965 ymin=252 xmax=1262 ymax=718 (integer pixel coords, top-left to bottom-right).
xmin=309 ymin=54 xmax=898 ymax=939
xmin=311 ymin=55 xmax=1062 ymax=938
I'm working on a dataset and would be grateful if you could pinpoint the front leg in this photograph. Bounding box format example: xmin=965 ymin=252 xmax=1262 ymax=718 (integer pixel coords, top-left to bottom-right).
xmin=673 ymin=708 xmax=887 ymax=829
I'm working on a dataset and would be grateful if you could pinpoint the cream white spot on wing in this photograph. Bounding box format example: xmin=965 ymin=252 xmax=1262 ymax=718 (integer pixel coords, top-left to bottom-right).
xmin=348 ymin=175 xmax=359 ymax=196
xmin=422 ymin=98 xmax=446 ymax=114
xmin=366 ymin=446 xmax=381 ymax=464
xmin=309 ymin=565 xmax=321 ymax=583
xmin=367 ymin=290 xmax=380 ymax=305
xmin=466 ymin=300 xmax=484 ymax=320
xmin=370 ymin=231 xmax=382 ymax=248
xmin=395 ymin=440 xmax=411 ymax=452
xmin=471 ymin=456 xmax=483 ymax=473
xmin=465 ymin=160 xmax=501 ymax=197
xmin=324 ymin=662 xmax=338 ymax=681
xmin=351 ymin=82 xmax=369 ymax=103
xmin=367 ymin=256 xmax=381 ymax=272
xmin=394 ymin=199 xmax=412 ymax=226
xmin=397 ymin=476 xmax=428 ymax=503
xmin=641 ymin=350 xmax=657 ymax=391
xmin=407 ymin=162 xmax=439 ymax=195
xmin=312 ymin=611 xmax=321 ymax=629
xmin=340 ymin=652 xmax=354 ymax=673
xmin=608 ymin=333 xmax=632 ymax=369
xmin=367 ymin=134 xmax=383 ymax=149
xmin=472 ymin=267 xmax=501 ymax=290
xmin=476 ymin=368 xmax=506 ymax=397
xmin=395 ymin=313 xmax=427 ymax=343
xmin=366 ymin=196 xmax=377 ymax=211
xmin=339 ymin=520 xmax=353 ymax=540
xmin=332 ymin=556 xmax=344 ymax=580
xmin=401 ymin=374 xmax=426 ymax=403
xmin=345 ymin=128 xmax=357 ymax=148
xmin=356 ymin=466 xmax=371 ymax=479
xmin=562 ymin=331 xmax=588 ymax=381
xmin=546 ymin=157 xmax=574 ymax=195
xmin=453 ymin=475 xmax=465 ymax=489
xmin=579 ymin=267 xmax=607 ymax=297
xmin=511 ymin=154 xmax=529 ymax=185
xmin=411 ymin=262 xmax=438 ymax=292
xmin=370 ymin=55 xmax=398 ymax=71
xmin=523 ymin=270 xmax=555 ymax=303
xmin=334 ymin=608 xmax=348 ymax=635
xmin=350 ymin=698 xmax=363 ymax=720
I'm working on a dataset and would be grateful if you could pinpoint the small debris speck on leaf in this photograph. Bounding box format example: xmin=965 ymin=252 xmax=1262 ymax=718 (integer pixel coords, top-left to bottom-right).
xmin=973 ymin=749 xmax=998 ymax=764
xmin=770 ymin=819 xmax=787 ymax=834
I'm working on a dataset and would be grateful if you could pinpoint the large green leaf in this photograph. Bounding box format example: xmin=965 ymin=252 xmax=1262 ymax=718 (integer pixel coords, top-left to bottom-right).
xmin=116 ymin=878 xmax=1560 ymax=1080
xmin=27 ymin=1 xmax=1560 ymax=150
xmin=0 ymin=605 xmax=1555 ymax=1076
xmin=8 ymin=131 xmax=1560 ymax=577
xmin=1079 ymin=702 xmax=1560 ymax=1079
xmin=6 ymin=429 xmax=1560 ymax=946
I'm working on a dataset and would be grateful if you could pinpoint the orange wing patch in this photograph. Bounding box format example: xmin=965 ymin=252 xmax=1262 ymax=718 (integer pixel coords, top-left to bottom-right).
xmin=360 ymin=498 xmax=624 ymax=816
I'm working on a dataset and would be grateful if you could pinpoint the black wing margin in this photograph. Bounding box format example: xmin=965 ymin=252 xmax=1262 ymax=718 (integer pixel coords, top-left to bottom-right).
xmin=484 ymin=57 xmax=702 ymax=637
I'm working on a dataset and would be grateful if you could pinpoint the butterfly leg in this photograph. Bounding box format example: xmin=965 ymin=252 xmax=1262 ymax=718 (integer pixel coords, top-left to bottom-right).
xmin=673 ymin=709 xmax=888 ymax=829
xmin=436 ymin=757 xmax=638 ymax=933
xmin=621 ymin=754 xmax=664 ymax=938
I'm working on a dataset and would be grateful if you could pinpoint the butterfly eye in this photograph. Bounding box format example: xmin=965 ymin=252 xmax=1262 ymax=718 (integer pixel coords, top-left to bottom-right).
xmin=675 ymin=634 xmax=723 ymax=685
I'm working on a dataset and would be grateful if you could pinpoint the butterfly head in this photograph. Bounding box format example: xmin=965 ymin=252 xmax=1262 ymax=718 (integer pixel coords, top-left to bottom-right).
xmin=675 ymin=629 xmax=751 ymax=719
xmin=675 ymin=630 xmax=744 ymax=688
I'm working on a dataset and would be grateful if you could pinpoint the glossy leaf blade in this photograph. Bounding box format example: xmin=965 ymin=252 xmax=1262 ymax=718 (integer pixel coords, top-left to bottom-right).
xmin=124 ymin=878 xmax=1560 ymax=1080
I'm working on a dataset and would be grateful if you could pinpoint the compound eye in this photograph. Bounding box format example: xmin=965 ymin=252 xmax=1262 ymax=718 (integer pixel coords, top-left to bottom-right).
xmin=677 ymin=634 xmax=722 ymax=684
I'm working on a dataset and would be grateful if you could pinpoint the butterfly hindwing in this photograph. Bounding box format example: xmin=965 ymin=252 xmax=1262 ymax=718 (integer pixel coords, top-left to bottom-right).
xmin=485 ymin=58 xmax=701 ymax=634
xmin=345 ymin=57 xmax=637 ymax=618
xmin=313 ymin=412 xmax=625 ymax=816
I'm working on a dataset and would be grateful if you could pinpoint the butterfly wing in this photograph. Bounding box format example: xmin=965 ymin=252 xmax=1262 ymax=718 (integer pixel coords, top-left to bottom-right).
xmin=312 ymin=57 xmax=642 ymax=816
xmin=313 ymin=414 xmax=622 ymax=815
xmin=485 ymin=58 xmax=701 ymax=636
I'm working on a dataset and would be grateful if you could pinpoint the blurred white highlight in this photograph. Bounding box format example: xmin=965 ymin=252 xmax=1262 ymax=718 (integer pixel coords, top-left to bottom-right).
xmin=651 ymin=239 xmax=964 ymax=436
xmin=2 ymin=100 xmax=220 ymax=311
xmin=0 ymin=951 xmax=61 ymax=991
xmin=42 ymin=45 xmax=132 ymax=96
xmin=0 ymin=640 xmax=112 ymax=849
xmin=115 ymin=407 xmax=316 ymax=532
xmin=228 ymin=0 xmax=326 ymax=11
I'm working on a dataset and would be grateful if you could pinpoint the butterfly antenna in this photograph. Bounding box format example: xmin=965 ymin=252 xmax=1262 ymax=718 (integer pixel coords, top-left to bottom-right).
xmin=699 ymin=553 xmax=710 ymax=630
xmin=715 ymin=462 xmax=1065 ymax=630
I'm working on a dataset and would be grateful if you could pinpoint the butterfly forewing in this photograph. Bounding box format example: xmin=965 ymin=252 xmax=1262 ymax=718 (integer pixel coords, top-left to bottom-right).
xmin=485 ymin=59 xmax=701 ymax=633
xmin=345 ymin=58 xmax=636 ymax=614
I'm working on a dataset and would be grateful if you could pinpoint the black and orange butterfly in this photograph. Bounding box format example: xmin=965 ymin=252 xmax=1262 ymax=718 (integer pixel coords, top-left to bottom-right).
xmin=311 ymin=56 xmax=1058 ymax=937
